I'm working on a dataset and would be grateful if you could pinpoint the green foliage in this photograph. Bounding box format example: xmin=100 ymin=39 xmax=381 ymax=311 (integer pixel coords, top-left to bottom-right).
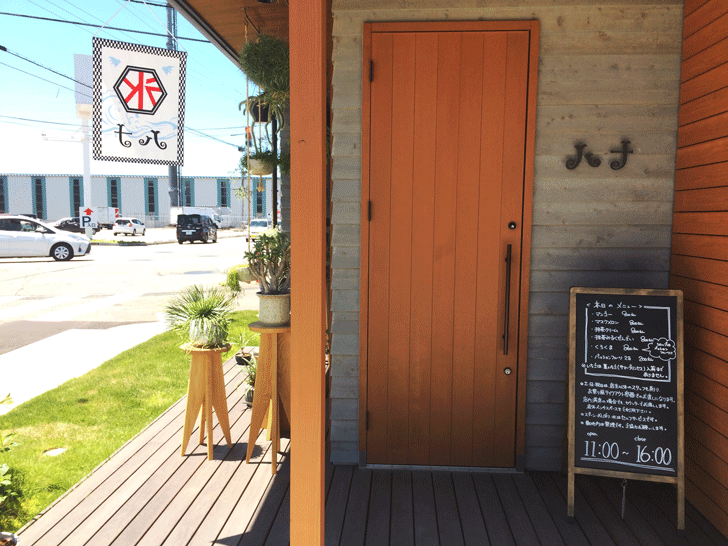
xmin=224 ymin=264 xmax=254 ymax=294
xmin=164 ymin=285 xmax=235 ymax=348
xmin=0 ymin=311 xmax=259 ymax=532
xmin=243 ymin=356 xmax=257 ymax=388
xmin=0 ymin=463 xmax=25 ymax=528
xmin=243 ymin=228 xmax=291 ymax=295
xmin=239 ymin=34 xmax=290 ymax=95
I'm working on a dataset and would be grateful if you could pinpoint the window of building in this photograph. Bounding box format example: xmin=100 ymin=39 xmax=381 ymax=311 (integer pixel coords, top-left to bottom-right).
xmin=218 ymin=178 xmax=229 ymax=208
xmin=145 ymin=178 xmax=158 ymax=217
xmin=107 ymin=177 xmax=121 ymax=211
xmin=70 ymin=177 xmax=83 ymax=216
xmin=182 ymin=178 xmax=194 ymax=206
xmin=255 ymin=187 xmax=263 ymax=215
xmin=0 ymin=176 xmax=7 ymax=214
xmin=33 ymin=177 xmax=46 ymax=219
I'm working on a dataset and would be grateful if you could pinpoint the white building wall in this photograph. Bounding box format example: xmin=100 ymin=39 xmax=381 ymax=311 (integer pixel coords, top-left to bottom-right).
xmin=7 ymin=175 xmax=32 ymax=214
xmin=1 ymin=174 xmax=249 ymax=227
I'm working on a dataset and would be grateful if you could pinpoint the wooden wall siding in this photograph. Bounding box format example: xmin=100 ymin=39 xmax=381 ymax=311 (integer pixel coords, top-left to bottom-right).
xmin=672 ymin=0 xmax=728 ymax=538
xmin=328 ymin=0 xmax=682 ymax=469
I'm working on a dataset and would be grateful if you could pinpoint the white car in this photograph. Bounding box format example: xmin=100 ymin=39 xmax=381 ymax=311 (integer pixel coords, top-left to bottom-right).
xmin=113 ymin=217 xmax=146 ymax=236
xmin=244 ymin=218 xmax=272 ymax=242
xmin=0 ymin=215 xmax=91 ymax=261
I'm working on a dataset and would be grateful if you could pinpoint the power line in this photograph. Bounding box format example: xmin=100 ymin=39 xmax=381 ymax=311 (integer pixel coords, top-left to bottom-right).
xmin=0 ymin=61 xmax=92 ymax=99
xmin=2 ymin=47 xmax=91 ymax=88
xmin=0 ymin=114 xmax=80 ymax=127
xmin=0 ymin=11 xmax=210 ymax=43
xmin=0 ymin=112 xmax=241 ymax=149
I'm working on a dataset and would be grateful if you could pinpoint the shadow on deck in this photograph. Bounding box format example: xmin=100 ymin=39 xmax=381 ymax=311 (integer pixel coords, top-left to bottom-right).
xmin=17 ymin=359 xmax=728 ymax=546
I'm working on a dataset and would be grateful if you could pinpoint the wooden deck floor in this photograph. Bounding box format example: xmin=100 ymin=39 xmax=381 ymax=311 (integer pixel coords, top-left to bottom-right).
xmin=17 ymin=358 xmax=728 ymax=546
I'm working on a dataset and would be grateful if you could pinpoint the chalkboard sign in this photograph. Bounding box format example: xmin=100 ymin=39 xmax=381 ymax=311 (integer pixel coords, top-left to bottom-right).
xmin=567 ymin=287 xmax=684 ymax=529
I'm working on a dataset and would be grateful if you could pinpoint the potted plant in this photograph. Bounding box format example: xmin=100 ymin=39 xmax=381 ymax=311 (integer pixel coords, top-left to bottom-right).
xmin=244 ymin=227 xmax=291 ymax=326
xmin=242 ymin=149 xmax=277 ymax=176
xmin=242 ymin=356 xmax=257 ymax=407
xmin=164 ymin=285 xmax=234 ymax=349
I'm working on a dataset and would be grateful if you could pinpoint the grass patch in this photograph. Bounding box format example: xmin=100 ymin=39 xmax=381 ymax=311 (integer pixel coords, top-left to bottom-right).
xmin=0 ymin=310 xmax=258 ymax=532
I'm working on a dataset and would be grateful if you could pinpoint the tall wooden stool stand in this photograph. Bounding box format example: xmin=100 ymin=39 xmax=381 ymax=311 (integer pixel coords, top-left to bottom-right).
xmin=180 ymin=345 xmax=232 ymax=460
xmin=245 ymin=322 xmax=291 ymax=474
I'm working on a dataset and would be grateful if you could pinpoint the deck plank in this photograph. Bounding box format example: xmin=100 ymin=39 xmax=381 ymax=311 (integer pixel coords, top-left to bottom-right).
xmin=511 ymin=472 xmax=566 ymax=545
xmin=324 ymin=465 xmax=354 ymax=546
xmin=389 ymin=470 xmax=415 ymax=546
xmin=23 ymin=358 xmax=242 ymax=546
xmin=594 ymin=476 xmax=671 ymax=546
xmin=491 ymin=474 xmax=540 ymax=546
xmin=633 ymin=480 xmax=724 ymax=546
xmin=471 ymin=473 xmax=515 ymax=546
xmin=608 ymin=477 xmax=691 ymax=546
xmin=186 ymin=441 xmax=273 ymax=545
xmin=338 ymin=467 xmax=372 ymax=546
xmin=160 ymin=414 xmax=262 ymax=545
xmin=85 ymin=391 xmax=248 ymax=546
xmin=451 ymin=472 xmax=490 ymax=546
xmin=365 ymin=470 xmax=392 ymax=546
xmin=213 ymin=440 xmax=288 ymax=546
xmin=263 ymin=485 xmax=291 ymax=546
xmin=432 ymin=471 xmax=465 ymax=546
xmin=134 ymin=406 xmax=254 ymax=545
xmin=227 ymin=443 xmax=290 ymax=546
xmin=553 ymin=473 xmax=616 ymax=546
xmin=411 ymin=471 xmax=439 ymax=546
xmin=576 ymin=474 xmax=640 ymax=546
xmin=529 ymin=472 xmax=590 ymax=546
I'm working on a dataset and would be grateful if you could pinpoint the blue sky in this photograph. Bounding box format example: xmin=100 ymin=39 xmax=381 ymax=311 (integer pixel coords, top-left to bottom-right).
xmin=1 ymin=0 xmax=251 ymax=177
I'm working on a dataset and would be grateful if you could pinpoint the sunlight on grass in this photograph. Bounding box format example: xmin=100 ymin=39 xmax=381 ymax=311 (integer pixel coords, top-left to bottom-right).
xmin=0 ymin=310 xmax=258 ymax=532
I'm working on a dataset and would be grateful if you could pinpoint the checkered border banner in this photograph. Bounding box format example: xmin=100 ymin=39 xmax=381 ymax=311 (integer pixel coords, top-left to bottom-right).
xmin=93 ymin=38 xmax=187 ymax=166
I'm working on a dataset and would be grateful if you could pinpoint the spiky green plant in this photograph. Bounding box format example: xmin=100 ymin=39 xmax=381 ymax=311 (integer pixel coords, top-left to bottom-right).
xmin=164 ymin=285 xmax=235 ymax=348
xmin=239 ymin=34 xmax=289 ymax=95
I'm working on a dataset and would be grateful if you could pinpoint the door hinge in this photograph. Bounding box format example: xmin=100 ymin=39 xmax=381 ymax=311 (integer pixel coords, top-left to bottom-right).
xmin=368 ymin=200 xmax=372 ymax=222
xmin=369 ymin=60 xmax=374 ymax=82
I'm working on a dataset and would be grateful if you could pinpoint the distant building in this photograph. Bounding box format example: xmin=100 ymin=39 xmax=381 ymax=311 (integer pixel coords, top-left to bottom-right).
xmin=0 ymin=173 xmax=274 ymax=227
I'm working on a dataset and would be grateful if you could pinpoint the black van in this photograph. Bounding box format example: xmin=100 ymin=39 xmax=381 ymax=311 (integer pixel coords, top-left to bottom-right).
xmin=177 ymin=214 xmax=218 ymax=244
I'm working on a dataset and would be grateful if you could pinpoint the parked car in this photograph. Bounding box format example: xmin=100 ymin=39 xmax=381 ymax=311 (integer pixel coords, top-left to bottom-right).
xmin=244 ymin=218 xmax=271 ymax=242
xmin=176 ymin=214 xmax=218 ymax=244
xmin=54 ymin=217 xmax=99 ymax=235
xmin=113 ymin=217 xmax=146 ymax=236
xmin=0 ymin=215 xmax=91 ymax=261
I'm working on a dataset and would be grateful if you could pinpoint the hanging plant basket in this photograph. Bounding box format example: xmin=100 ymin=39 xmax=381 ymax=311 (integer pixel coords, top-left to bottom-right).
xmin=248 ymin=157 xmax=276 ymax=176
xmin=249 ymin=101 xmax=270 ymax=124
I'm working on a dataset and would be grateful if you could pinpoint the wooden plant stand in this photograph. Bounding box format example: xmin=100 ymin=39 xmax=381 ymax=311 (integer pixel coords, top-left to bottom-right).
xmin=245 ymin=322 xmax=291 ymax=474
xmin=180 ymin=344 xmax=232 ymax=460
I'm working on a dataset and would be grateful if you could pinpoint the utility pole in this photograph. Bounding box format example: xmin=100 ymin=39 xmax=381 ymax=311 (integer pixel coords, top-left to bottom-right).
xmin=167 ymin=2 xmax=179 ymax=207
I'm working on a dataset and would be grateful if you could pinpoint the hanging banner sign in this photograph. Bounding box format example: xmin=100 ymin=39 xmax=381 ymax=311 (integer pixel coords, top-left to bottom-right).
xmin=92 ymin=37 xmax=186 ymax=166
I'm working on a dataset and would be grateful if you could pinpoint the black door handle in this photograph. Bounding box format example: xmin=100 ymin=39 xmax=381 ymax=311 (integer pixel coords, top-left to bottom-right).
xmin=503 ymin=244 xmax=512 ymax=356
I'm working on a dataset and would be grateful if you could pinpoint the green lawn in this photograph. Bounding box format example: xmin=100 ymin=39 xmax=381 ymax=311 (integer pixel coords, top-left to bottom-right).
xmin=0 ymin=310 xmax=259 ymax=532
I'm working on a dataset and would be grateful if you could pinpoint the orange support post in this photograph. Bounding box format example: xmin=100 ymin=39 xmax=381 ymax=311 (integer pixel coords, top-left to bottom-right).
xmin=289 ymin=1 xmax=327 ymax=545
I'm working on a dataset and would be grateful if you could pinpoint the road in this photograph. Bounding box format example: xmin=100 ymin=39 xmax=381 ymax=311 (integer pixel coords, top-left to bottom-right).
xmin=0 ymin=234 xmax=260 ymax=411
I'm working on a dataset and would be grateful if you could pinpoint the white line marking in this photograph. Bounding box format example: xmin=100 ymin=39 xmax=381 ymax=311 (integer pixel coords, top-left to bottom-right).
xmin=0 ymin=295 xmax=85 ymax=321
xmin=33 ymin=293 xmax=142 ymax=322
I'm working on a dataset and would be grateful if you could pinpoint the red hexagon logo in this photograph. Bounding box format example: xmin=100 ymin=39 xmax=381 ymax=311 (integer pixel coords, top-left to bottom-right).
xmin=113 ymin=65 xmax=167 ymax=115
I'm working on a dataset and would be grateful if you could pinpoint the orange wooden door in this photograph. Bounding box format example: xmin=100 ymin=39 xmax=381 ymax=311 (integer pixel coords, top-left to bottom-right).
xmin=365 ymin=25 xmax=532 ymax=467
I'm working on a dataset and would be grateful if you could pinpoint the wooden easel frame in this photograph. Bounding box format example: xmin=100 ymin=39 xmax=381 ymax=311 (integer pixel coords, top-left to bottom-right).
xmin=567 ymin=287 xmax=684 ymax=530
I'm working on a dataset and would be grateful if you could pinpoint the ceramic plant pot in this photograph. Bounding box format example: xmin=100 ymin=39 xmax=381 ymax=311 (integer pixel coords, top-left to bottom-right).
xmin=257 ymin=292 xmax=290 ymax=326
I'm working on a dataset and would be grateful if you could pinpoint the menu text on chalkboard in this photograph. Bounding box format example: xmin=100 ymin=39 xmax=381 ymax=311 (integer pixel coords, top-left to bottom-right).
xmin=567 ymin=287 xmax=684 ymax=528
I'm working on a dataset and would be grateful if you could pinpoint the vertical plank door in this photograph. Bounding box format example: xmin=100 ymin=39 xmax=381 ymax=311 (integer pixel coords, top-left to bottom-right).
xmin=364 ymin=23 xmax=533 ymax=467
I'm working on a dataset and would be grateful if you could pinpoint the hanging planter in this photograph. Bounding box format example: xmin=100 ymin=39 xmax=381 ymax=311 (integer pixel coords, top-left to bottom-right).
xmin=248 ymin=156 xmax=276 ymax=176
